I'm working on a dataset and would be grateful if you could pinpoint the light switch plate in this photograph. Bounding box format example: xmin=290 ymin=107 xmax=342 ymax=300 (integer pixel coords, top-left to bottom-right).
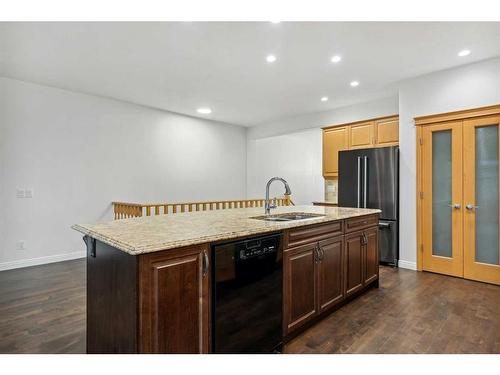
xmin=16 ymin=241 xmax=25 ymax=251
xmin=16 ymin=189 xmax=25 ymax=198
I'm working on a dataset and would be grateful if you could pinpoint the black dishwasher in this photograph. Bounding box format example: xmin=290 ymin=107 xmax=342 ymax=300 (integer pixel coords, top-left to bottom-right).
xmin=211 ymin=233 xmax=283 ymax=353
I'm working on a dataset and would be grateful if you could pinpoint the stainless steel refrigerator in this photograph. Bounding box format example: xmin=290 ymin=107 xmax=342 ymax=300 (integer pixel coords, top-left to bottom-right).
xmin=338 ymin=146 xmax=399 ymax=266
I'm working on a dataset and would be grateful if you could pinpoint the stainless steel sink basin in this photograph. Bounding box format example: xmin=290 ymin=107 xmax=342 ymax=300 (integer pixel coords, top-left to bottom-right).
xmin=250 ymin=212 xmax=325 ymax=222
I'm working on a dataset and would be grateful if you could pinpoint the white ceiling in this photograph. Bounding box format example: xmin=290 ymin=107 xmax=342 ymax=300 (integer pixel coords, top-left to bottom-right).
xmin=1 ymin=22 xmax=500 ymax=126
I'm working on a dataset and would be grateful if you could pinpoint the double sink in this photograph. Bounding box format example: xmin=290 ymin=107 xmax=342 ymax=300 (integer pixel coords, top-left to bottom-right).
xmin=251 ymin=212 xmax=325 ymax=222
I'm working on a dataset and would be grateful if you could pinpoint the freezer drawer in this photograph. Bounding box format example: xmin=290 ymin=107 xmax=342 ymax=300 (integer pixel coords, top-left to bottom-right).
xmin=378 ymin=220 xmax=398 ymax=266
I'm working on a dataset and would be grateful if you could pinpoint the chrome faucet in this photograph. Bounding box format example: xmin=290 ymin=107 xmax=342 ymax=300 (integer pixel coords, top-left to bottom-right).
xmin=265 ymin=177 xmax=292 ymax=215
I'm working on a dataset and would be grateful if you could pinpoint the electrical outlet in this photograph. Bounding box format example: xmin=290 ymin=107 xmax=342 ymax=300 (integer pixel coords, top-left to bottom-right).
xmin=25 ymin=189 xmax=34 ymax=198
xmin=16 ymin=189 xmax=25 ymax=198
xmin=16 ymin=241 xmax=25 ymax=251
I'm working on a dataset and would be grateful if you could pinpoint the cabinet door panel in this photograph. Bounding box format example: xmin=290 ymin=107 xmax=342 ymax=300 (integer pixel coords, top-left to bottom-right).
xmin=139 ymin=246 xmax=209 ymax=353
xmin=375 ymin=118 xmax=399 ymax=146
xmin=349 ymin=122 xmax=375 ymax=149
xmin=363 ymin=227 xmax=379 ymax=285
xmin=317 ymin=236 xmax=344 ymax=313
xmin=323 ymin=126 xmax=349 ymax=177
xmin=344 ymin=232 xmax=364 ymax=297
xmin=283 ymin=243 xmax=317 ymax=334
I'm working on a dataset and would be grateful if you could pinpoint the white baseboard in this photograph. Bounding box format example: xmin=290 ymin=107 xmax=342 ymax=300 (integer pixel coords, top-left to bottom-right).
xmin=398 ymin=260 xmax=417 ymax=270
xmin=0 ymin=251 xmax=86 ymax=271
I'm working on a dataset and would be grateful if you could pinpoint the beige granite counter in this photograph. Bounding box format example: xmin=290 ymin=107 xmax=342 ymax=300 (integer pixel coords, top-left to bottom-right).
xmin=72 ymin=205 xmax=380 ymax=255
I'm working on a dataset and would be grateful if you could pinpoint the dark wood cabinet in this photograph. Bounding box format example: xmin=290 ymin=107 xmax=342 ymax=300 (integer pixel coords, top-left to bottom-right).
xmin=364 ymin=226 xmax=379 ymax=285
xmin=138 ymin=244 xmax=210 ymax=353
xmin=317 ymin=236 xmax=344 ymax=313
xmin=345 ymin=226 xmax=379 ymax=298
xmin=283 ymin=243 xmax=318 ymax=334
xmin=345 ymin=232 xmax=364 ymax=297
xmin=86 ymin=214 xmax=379 ymax=353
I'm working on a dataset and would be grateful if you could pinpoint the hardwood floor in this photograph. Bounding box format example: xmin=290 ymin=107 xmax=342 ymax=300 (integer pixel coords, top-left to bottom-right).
xmin=0 ymin=259 xmax=86 ymax=354
xmin=0 ymin=260 xmax=499 ymax=353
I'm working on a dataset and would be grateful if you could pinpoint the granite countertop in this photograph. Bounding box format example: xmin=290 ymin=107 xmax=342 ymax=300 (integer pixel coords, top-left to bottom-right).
xmin=72 ymin=205 xmax=380 ymax=255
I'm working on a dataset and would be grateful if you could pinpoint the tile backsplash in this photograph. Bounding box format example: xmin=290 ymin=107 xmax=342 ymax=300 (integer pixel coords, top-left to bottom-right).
xmin=324 ymin=178 xmax=338 ymax=203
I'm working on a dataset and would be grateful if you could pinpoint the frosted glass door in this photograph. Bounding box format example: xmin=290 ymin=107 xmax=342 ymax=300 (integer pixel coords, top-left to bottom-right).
xmin=421 ymin=122 xmax=463 ymax=277
xmin=464 ymin=117 xmax=500 ymax=285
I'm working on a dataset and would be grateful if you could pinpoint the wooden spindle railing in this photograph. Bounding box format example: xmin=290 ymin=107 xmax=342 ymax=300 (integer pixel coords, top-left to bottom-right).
xmin=112 ymin=196 xmax=294 ymax=220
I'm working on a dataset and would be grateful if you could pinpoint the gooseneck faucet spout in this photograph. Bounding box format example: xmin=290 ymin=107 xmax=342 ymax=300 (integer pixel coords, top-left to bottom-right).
xmin=265 ymin=177 xmax=292 ymax=215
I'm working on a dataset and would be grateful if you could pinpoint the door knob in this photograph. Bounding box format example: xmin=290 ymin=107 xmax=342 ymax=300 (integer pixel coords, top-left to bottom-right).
xmin=448 ymin=203 xmax=461 ymax=209
xmin=465 ymin=204 xmax=479 ymax=210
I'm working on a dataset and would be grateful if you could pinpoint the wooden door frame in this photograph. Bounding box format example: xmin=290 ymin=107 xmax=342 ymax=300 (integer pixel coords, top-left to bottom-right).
xmin=415 ymin=104 xmax=500 ymax=271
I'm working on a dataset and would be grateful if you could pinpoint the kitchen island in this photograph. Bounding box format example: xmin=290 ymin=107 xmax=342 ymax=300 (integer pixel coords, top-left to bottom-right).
xmin=73 ymin=205 xmax=380 ymax=353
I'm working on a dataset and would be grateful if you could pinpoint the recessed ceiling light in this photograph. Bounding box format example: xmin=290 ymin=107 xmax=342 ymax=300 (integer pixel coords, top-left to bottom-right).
xmin=458 ymin=49 xmax=471 ymax=57
xmin=350 ymin=81 xmax=359 ymax=87
xmin=321 ymin=96 xmax=329 ymax=102
xmin=331 ymin=55 xmax=342 ymax=63
xmin=197 ymin=108 xmax=212 ymax=114
xmin=266 ymin=55 xmax=277 ymax=63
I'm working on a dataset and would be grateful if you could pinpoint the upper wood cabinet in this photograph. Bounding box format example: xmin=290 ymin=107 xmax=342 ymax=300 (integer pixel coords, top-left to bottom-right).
xmin=323 ymin=126 xmax=349 ymax=177
xmin=349 ymin=121 xmax=375 ymax=149
xmin=375 ymin=117 xmax=399 ymax=146
xmin=322 ymin=115 xmax=399 ymax=178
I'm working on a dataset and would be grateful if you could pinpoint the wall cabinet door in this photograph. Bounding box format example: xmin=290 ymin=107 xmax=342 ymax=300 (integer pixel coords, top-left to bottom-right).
xmin=375 ymin=117 xmax=399 ymax=146
xmin=283 ymin=243 xmax=318 ymax=334
xmin=344 ymin=232 xmax=364 ymax=297
xmin=317 ymin=236 xmax=344 ymax=313
xmin=323 ymin=126 xmax=349 ymax=177
xmin=363 ymin=227 xmax=379 ymax=285
xmin=139 ymin=245 xmax=210 ymax=353
xmin=349 ymin=122 xmax=375 ymax=149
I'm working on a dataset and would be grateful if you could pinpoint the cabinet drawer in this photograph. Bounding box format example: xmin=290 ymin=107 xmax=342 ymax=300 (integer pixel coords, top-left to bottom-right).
xmin=345 ymin=214 xmax=379 ymax=233
xmin=285 ymin=221 xmax=343 ymax=248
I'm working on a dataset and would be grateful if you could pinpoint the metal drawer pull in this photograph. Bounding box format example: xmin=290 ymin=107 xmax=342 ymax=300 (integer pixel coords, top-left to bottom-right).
xmin=447 ymin=203 xmax=461 ymax=209
xmin=202 ymin=250 xmax=209 ymax=276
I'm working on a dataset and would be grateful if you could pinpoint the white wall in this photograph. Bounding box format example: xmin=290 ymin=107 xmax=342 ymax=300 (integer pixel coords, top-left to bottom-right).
xmin=0 ymin=77 xmax=247 ymax=270
xmin=246 ymin=97 xmax=399 ymax=205
xmin=398 ymin=57 xmax=500 ymax=268
xmin=246 ymin=128 xmax=324 ymax=205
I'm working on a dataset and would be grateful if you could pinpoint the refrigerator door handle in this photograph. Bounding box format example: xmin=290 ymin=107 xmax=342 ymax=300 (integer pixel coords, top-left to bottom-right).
xmin=357 ymin=156 xmax=361 ymax=208
xmin=363 ymin=156 xmax=368 ymax=208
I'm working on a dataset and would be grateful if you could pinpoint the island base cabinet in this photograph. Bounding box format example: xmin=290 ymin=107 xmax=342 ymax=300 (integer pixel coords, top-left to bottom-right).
xmin=283 ymin=243 xmax=318 ymax=335
xmin=345 ymin=232 xmax=364 ymax=297
xmin=138 ymin=244 xmax=210 ymax=353
xmin=283 ymin=235 xmax=345 ymax=335
xmin=317 ymin=236 xmax=344 ymax=313
xmin=364 ymin=227 xmax=379 ymax=285
xmin=345 ymin=228 xmax=379 ymax=298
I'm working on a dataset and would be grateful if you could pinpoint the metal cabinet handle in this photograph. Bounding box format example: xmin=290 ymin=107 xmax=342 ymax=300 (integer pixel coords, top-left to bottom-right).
xmin=313 ymin=244 xmax=318 ymax=262
xmin=317 ymin=244 xmax=325 ymax=261
xmin=361 ymin=233 xmax=367 ymax=245
xmin=465 ymin=204 xmax=479 ymax=210
xmin=202 ymin=249 xmax=209 ymax=277
xmin=447 ymin=203 xmax=461 ymax=209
